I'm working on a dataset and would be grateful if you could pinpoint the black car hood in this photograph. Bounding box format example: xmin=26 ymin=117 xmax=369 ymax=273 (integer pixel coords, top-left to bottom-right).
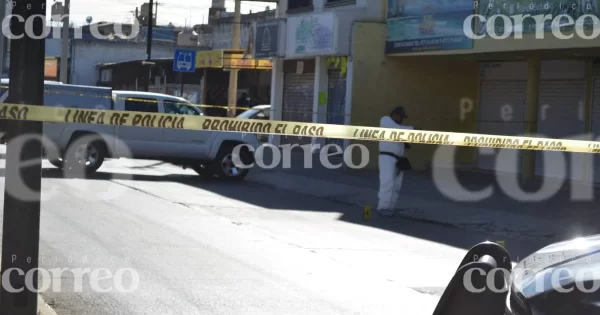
xmin=512 ymin=235 xmax=600 ymax=299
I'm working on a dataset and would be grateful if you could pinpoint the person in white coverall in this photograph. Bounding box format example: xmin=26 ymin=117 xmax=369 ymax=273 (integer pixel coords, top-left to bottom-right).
xmin=377 ymin=106 xmax=413 ymax=216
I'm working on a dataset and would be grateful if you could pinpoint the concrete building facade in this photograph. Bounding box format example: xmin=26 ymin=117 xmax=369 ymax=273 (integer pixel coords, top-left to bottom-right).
xmin=261 ymin=0 xmax=600 ymax=183
xmin=348 ymin=0 xmax=600 ymax=183
xmin=69 ymin=40 xmax=175 ymax=86
xmin=267 ymin=0 xmax=386 ymax=149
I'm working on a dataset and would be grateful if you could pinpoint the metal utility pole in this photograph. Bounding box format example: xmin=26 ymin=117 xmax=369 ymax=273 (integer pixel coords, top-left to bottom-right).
xmin=0 ymin=0 xmax=8 ymax=78
xmin=227 ymin=0 xmax=241 ymax=117
xmin=179 ymin=72 xmax=184 ymax=97
xmin=143 ymin=0 xmax=155 ymax=91
xmin=0 ymin=0 xmax=46 ymax=314
xmin=59 ymin=0 xmax=70 ymax=83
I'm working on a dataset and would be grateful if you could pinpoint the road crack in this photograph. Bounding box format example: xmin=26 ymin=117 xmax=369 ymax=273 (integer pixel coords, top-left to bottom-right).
xmin=109 ymin=180 xmax=195 ymax=210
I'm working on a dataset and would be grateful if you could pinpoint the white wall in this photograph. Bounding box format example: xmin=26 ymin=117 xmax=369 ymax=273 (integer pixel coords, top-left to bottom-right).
xmin=269 ymin=1 xmax=383 ymax=149
xmin=313 ymin=56 xmax=328 ymax=147
xmin=278 ymin=0 xmax=384 ymax=56
xmin=70 ymin=40 xmax=175 ymax=86
xmin=269 ymin=59 xmax=283 ymax=145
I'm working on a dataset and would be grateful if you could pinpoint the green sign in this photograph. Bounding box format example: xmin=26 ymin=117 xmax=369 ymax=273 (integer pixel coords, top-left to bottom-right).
xmin=475 ymin=0 xmax=600 ymax=36
xmin=386 ymin=0 xmax=474 ymax=53
xmin=318 ymin=92 xmax=327 ymax=106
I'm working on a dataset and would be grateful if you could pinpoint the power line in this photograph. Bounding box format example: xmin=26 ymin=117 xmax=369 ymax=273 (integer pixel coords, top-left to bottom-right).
xmin=143 ymin=0 xmax=155 ymax=91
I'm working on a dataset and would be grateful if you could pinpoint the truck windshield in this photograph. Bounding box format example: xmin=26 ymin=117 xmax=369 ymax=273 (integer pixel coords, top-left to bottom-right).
xmin=164 ymin=99 xmax=204 ymax=116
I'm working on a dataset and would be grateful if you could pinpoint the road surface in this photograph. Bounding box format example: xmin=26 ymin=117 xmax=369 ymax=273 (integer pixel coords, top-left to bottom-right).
xmin=0 ymin=149 xmax=547 ymax=315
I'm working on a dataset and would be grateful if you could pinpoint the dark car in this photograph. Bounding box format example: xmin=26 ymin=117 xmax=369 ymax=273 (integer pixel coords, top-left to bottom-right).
xmin=433 ymin=235 xmax=600 ymax=315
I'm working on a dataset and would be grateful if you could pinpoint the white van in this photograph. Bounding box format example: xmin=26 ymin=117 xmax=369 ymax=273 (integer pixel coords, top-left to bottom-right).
xmin=0 ymin=80 xmax=261 ymax=181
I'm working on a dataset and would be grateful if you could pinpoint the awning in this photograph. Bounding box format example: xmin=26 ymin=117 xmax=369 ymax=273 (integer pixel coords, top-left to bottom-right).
xmin=195 ymin=49 xmax=272 ymax=70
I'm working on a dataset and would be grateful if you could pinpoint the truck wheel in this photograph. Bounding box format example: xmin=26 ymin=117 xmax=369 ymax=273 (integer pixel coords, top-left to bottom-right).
xmin=64 ymin=137 xmax=106 ymax=176
xmin=48 ymin=158 xmax=63 ymax=169
xmin=214 ymin=145 xmax=250 ymax=181
xmin=192 ymin=164 xmax=216 ymax=178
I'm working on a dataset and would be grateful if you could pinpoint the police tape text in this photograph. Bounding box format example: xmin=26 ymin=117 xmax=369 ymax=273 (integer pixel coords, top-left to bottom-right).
xmin=63 ymin=110 xmax=185 ymax=129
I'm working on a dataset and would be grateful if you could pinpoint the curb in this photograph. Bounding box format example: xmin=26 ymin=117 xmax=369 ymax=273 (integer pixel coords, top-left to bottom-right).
xmin=0 ymin=263 xmax=58 ymax=315
xmin=248 ymin=171 xmax=567 ymax=241
xmin=38 ymin=294 xmax=58 ymax=315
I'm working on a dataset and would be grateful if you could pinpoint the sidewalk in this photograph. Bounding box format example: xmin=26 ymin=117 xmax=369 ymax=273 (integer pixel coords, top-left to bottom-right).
xmin=0 ymin=261 xmax=58 ymax=315
xmin=248 ymin=151 xmax=600 ymax=242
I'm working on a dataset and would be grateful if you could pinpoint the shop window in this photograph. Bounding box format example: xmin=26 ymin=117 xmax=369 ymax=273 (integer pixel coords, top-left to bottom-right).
xmin=287 ymin=0 xmax=312 ymax=12
xmin=325 ymin=0 xmax=356 ymax=7
xmin=163 ymin=99 xmax=203 ymax=116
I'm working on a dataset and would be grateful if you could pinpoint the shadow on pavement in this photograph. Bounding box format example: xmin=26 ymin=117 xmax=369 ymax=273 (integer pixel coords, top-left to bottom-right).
xmin=0 ymin=167 xmax=549 ymax=262
xmin=261 ymin=150 xmax=600 ymax=242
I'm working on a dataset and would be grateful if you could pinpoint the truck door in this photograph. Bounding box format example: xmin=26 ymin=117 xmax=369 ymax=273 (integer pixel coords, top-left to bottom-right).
xmin=115 ymin=96 xmax=165 ymax=158
xmin=161 ymin=98 xmax=212 ymax=157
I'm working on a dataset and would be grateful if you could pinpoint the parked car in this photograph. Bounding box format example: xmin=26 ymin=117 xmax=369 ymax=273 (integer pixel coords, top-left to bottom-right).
xmin=237 ymin=105 xmax=270 ymax=142
xmin=0 ymin=80 xmax=262 ymax=181
xmin=236 ymin=104 xmax=270 ymax=120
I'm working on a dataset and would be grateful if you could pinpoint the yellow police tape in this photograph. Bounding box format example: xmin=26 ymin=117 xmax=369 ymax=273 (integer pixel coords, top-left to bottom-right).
xmin=0 ymin=102 xmax=599 ymax=153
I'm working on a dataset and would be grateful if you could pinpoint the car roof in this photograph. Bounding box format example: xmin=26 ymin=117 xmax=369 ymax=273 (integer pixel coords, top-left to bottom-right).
xmin=252 ymin=104 xmax=270 ymax=110
xmin=1 ymin=78 xmax=64 ymax=85
xmin=0 ymin=79 xmax=114 ymax=94
xmin=112 ymin=90 xmax=187 ymax=102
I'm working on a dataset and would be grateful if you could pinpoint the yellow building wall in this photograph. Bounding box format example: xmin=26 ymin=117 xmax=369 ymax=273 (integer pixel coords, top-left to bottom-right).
xmin=349 ymin=22 xmax=479 ymax=170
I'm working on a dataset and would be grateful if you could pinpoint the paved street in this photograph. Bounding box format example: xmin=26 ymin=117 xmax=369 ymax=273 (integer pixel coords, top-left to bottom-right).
xmin=255 ymin=147 xmax=600 ymax=241
xmin=0 ymin=149 xmax=548 ymax=315
xmin=0 ymin=0 xmax=595 ymax=313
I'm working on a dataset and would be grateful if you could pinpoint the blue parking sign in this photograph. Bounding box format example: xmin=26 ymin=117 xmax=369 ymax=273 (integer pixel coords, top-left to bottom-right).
xmin=173 ymin=49 xmax=196 ymax=72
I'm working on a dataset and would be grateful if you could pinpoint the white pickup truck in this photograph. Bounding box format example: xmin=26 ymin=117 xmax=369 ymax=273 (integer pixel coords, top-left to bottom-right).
xmin=0 ymin=79 xmax=261 ymax=181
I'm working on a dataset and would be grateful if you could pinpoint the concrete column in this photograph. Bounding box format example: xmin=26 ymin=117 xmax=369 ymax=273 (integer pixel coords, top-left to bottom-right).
xmin=269 ymin=58 xmax=284 ymax=145
xmin=582 ymin=60 xmax=594 ymax=183
xmin=521 ymin=57 xmax=540 ymax=182
xmin=59 ymin=0 xmax=70 ymax=83
xmin=313 ymin=56 xmax=328 ymax=148
xmin=227 ymin=0 xmax=242 ymax=117
xmin=342 ymin=58 xmax=353 ymax=151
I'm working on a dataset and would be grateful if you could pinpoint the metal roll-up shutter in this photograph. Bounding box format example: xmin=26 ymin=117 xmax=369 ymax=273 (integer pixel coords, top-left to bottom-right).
xmin=536 ymin=61 xmax=586 ymax=180
xmin=282 ymin=73 xmax=314 ymax=145
xmin=477 ymin=62 xmax=527 ymax=173
xmin=326 ymin=69 xmax=346 ymax=147
xmin=282 ymin=73 xmax=314 ymax=122
xmin=591 ymin=75 xmax=600 ymax=183
xmin=477 ymin=81 xmax=527 ymax=172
